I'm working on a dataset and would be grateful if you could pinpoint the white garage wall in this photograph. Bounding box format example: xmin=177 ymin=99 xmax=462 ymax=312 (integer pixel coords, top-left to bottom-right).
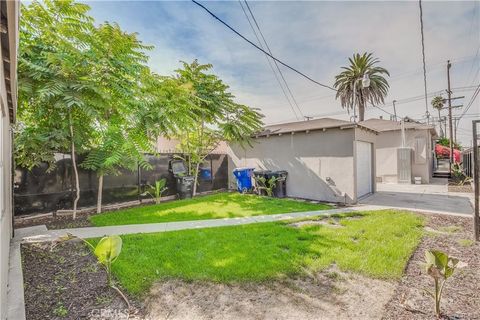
xmin=375 ymin=129 xmax=433 ymax=183
xmin=228 ymin=128 xmax=358 ymax=203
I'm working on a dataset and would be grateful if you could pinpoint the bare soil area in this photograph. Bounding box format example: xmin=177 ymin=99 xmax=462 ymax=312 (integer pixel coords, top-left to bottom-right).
xmin=383 ymin=214 xmax=480 ymax=320
xmin=447 ymin=183 xmax=473 ymax=193
xmin=145 ymin=268 xmax=396 ymax=320
xmin=21 ymin=212 xmax=478 ymax=320
xmin=16 ymin=213 xmax=93 ymax=230
xmin=22 ymin=241 xmax=141 ymax=320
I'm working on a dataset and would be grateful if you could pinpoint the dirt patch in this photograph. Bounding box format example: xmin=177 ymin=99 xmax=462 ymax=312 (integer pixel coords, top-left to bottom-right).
xmin=383 ymin=214 xmax=480 ymax=320
xmin=16 ymin=214 xmax=93 ymax=230
xmin=22 ymin=241 xmax=142 ymax=320
xmin=145 ymin=268 xmax=395 ymax=320
xmin=447 ymin=184 xmax=473 ymax=193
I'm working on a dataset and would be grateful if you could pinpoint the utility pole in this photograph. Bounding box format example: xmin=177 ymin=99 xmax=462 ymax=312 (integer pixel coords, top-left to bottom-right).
xmin=447 ymin=60 xmax=454 ymax=174
xmin=392 ymin=100 xmax=397 ymax=121
xmin=453 ymin=118 xmax=458 ymax=143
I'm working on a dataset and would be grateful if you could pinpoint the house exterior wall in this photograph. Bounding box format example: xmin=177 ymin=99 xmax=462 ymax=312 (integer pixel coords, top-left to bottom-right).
xmin=0 ymin=110 xmax=13 ymax=320
xmin=1 ymin=1 xmax=18 ymax=319
xmin=375 ymin=129 xmax=433 ymax=184
xmin=228 ymin=128 xmax=362 ymax=204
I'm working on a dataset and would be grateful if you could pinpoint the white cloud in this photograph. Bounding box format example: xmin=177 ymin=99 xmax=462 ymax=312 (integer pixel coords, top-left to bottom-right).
xmin=86 ymin=0 xmax=479 ymax=145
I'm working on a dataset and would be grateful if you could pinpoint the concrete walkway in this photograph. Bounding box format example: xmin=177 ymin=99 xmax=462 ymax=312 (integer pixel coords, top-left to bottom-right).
xmin=360 ymin=178 xmax=474 ymax=216
xmin=14 ymin=205 xmax=383 ymax=243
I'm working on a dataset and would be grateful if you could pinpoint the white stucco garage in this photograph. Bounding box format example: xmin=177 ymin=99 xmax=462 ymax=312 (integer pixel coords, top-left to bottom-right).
xmin=227 ymin=118 xmax=377 ymax=204
xmin=360 ymin=118 xmax=437 ymax=184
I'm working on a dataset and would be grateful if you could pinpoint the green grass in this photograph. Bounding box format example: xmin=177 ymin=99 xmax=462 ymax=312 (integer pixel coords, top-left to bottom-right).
xmin=90 ymin=192 xmax=331 ymax=226
xmin=90 ymin=210 xmax=424 ymax=295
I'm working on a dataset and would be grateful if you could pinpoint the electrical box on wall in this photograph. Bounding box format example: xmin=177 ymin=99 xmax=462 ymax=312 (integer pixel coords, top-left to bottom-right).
xmin=397 ymin=148 xmax=412 ymax=184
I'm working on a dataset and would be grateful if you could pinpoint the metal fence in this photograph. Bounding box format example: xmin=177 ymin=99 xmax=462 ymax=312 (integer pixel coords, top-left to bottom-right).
xmin=462 ymin=147 xmax=476 ymax=177
xmin=14 ymin=153 xmax=229 ymax=216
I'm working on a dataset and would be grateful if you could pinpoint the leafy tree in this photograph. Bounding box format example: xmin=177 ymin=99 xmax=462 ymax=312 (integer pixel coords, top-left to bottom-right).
xmin=17 ymin=0 xmax=102 ymax=218
xmin=174 ymin=60 xmax=263 ymax=196
xmin=80 ymin=23 xmax=154 ymax=214
xmin=431 ymin=96 xmax=445 ymax=137
xmin=17 ymin=1 xmax=192 ymax=216
xmin=334 ymin=53 xmax=390 ymax=121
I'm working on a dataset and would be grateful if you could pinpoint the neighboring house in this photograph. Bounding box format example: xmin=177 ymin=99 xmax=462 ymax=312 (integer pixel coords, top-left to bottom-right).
xmin=155 ymin=136 xmax=228 ymax=154
xmin=0 ymin=1 xmax=18 ymax=319
xmin=360 ymin=118 xmax=437 ymax=184
xmin=228 ymin=118 xmax=378 ymax=204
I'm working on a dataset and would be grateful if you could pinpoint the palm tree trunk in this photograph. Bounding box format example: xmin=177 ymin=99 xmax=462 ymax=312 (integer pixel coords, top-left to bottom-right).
xmin=69 ymin=112 xmax=80 ymax=220
xmin=97 ymin=174 xmax=104 ymax=214
xmin=358 ymin=90 xmax=366 ymax=122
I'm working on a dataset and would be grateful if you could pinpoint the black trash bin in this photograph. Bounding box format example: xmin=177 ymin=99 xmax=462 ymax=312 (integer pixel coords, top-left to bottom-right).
xmin=270 ymin=170 xmax=288 ymax=198
xmin=253 ymin=170 xmax=271 ymax=196
xmin=170 ymin=160 xmax=194 ymax=199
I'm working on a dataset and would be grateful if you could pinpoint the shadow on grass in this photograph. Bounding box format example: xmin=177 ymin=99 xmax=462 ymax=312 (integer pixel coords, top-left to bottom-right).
xmin=90 ymin=192 xmax=331 ymax=226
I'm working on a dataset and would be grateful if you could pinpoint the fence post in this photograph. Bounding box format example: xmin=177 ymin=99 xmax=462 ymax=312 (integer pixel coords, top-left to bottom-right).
xmin=473 ymin=120 xmax=479 ymax=242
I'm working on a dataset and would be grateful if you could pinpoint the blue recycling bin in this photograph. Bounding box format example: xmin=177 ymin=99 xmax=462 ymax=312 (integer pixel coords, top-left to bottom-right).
xmin=199 ymin=167 xmax=212 ymax=180
xmin=233 ymin=167 xmax=255 ymax=192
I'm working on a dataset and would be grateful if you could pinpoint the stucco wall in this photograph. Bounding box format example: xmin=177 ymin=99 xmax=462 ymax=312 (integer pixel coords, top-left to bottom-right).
xmin=0 ymin=114 xmax=12 ymax=320
xmin=228 ymin=128 xmax=360 ymax=203
xmin=1 ymin=1 xmax=18 ymax=318
xmin=375 ymin=129 xmax=433 ymax=183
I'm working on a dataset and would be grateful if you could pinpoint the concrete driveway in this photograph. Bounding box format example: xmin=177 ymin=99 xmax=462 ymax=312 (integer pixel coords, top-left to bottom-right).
xmin=360 ymin=178 xmax=474 ymax=216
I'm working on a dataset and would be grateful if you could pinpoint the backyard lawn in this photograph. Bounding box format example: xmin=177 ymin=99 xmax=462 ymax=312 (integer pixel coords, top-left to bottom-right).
xmin=90 ymin=209 xmax=424 ymax=295
xmin=90 ymin=192 xmax=332 ymax=226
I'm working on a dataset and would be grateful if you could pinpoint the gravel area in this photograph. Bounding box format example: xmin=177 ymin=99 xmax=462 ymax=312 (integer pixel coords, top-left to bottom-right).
xmin=383 ymin=214 xmax=480 ymax=319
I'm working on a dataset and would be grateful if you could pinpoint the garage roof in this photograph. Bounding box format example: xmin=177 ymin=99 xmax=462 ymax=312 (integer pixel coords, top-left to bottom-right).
xmin=360 ymin=118 xmax=436 ymax=134
xmin=255 ymin=117 xmax=377 ymax=137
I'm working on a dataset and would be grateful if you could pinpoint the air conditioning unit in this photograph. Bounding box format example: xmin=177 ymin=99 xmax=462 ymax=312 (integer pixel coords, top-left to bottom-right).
xmin=397 ymin=148 xmax=412 ymax=184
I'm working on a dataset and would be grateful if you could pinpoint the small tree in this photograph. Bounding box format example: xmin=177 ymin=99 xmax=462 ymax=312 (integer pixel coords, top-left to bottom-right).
xmin=17 ymin=0 xmax=102 ymax=219
xmin=174 ymin=60 xmax=263 ymax=196
xmin=423 ymin=250 xmax=459 ymax=318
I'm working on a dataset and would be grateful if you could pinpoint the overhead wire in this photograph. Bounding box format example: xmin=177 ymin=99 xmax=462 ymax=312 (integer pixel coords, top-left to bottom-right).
xmin=237 ymin=0 xmax=301 ymax=120
xmin=191 ymin=0 xmax=337 ymax=91
xmin=243 ymin=0 xmax=305 ymax=119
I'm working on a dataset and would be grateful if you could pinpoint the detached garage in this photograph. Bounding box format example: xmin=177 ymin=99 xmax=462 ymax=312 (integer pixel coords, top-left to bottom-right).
xmin=227 ymin=118 xmax=377 ymax=204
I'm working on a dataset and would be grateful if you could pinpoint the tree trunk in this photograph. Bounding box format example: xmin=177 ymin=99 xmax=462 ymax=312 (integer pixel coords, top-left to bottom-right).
xmin=437 ymin=109 xmax=444 ymax=137
xmin=69 ymin=113 xmax=80 ymax=220
xmin=97 ymin=174 xmax=104 ymax=214
xmin=357 ymin=90 xmax=366 ymax=122
xmin=192 ymin=162 xmax=200 ymax=197
xmin=358 ymin=103 xmax=365 ymax=122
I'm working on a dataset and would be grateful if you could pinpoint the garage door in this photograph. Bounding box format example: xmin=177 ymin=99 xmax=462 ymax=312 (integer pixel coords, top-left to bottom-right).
xmin=356 ymin=141 xmax=373 ymax=199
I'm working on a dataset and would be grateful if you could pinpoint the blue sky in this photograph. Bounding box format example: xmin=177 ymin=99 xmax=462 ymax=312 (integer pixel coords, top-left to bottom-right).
xmin=84 ymin=0 xmax=479 ymax=145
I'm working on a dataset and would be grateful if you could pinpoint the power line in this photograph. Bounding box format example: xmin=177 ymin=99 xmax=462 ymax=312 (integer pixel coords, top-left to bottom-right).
xmin=418 ymin=0 xmax=430 ymax=121
xmin=243 ymin=0 xmax=305 ymax=119
xmin=237 ymin=0 xmax=301 ymax=120
xmin=191 ymin=0 xmax=337 ymax=91
xmin=458 ymin=83 xmax=480 ymax=121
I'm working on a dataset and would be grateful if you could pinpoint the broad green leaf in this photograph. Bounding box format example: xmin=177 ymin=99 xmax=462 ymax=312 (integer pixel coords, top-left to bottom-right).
xmin=94 ymin=235 xmax=123 ymax=265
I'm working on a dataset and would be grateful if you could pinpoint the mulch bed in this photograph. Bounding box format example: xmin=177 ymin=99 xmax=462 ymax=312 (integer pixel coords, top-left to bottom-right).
xmin=15 ymin=214 xmax=93 ymax=230
xmin=22 ymin=241 xmax=142 ymax=320
xmin=383 ymin=214 xmax=480 ymax=319
xmin=447 ymin=184 xmax=473 ymax=193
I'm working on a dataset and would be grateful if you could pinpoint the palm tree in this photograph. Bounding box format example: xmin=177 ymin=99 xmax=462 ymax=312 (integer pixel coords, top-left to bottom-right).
xmin=431 ymin=96 xmax=445 ymax=137
xmin=334 ymin=53 xmax=390 ymax=121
